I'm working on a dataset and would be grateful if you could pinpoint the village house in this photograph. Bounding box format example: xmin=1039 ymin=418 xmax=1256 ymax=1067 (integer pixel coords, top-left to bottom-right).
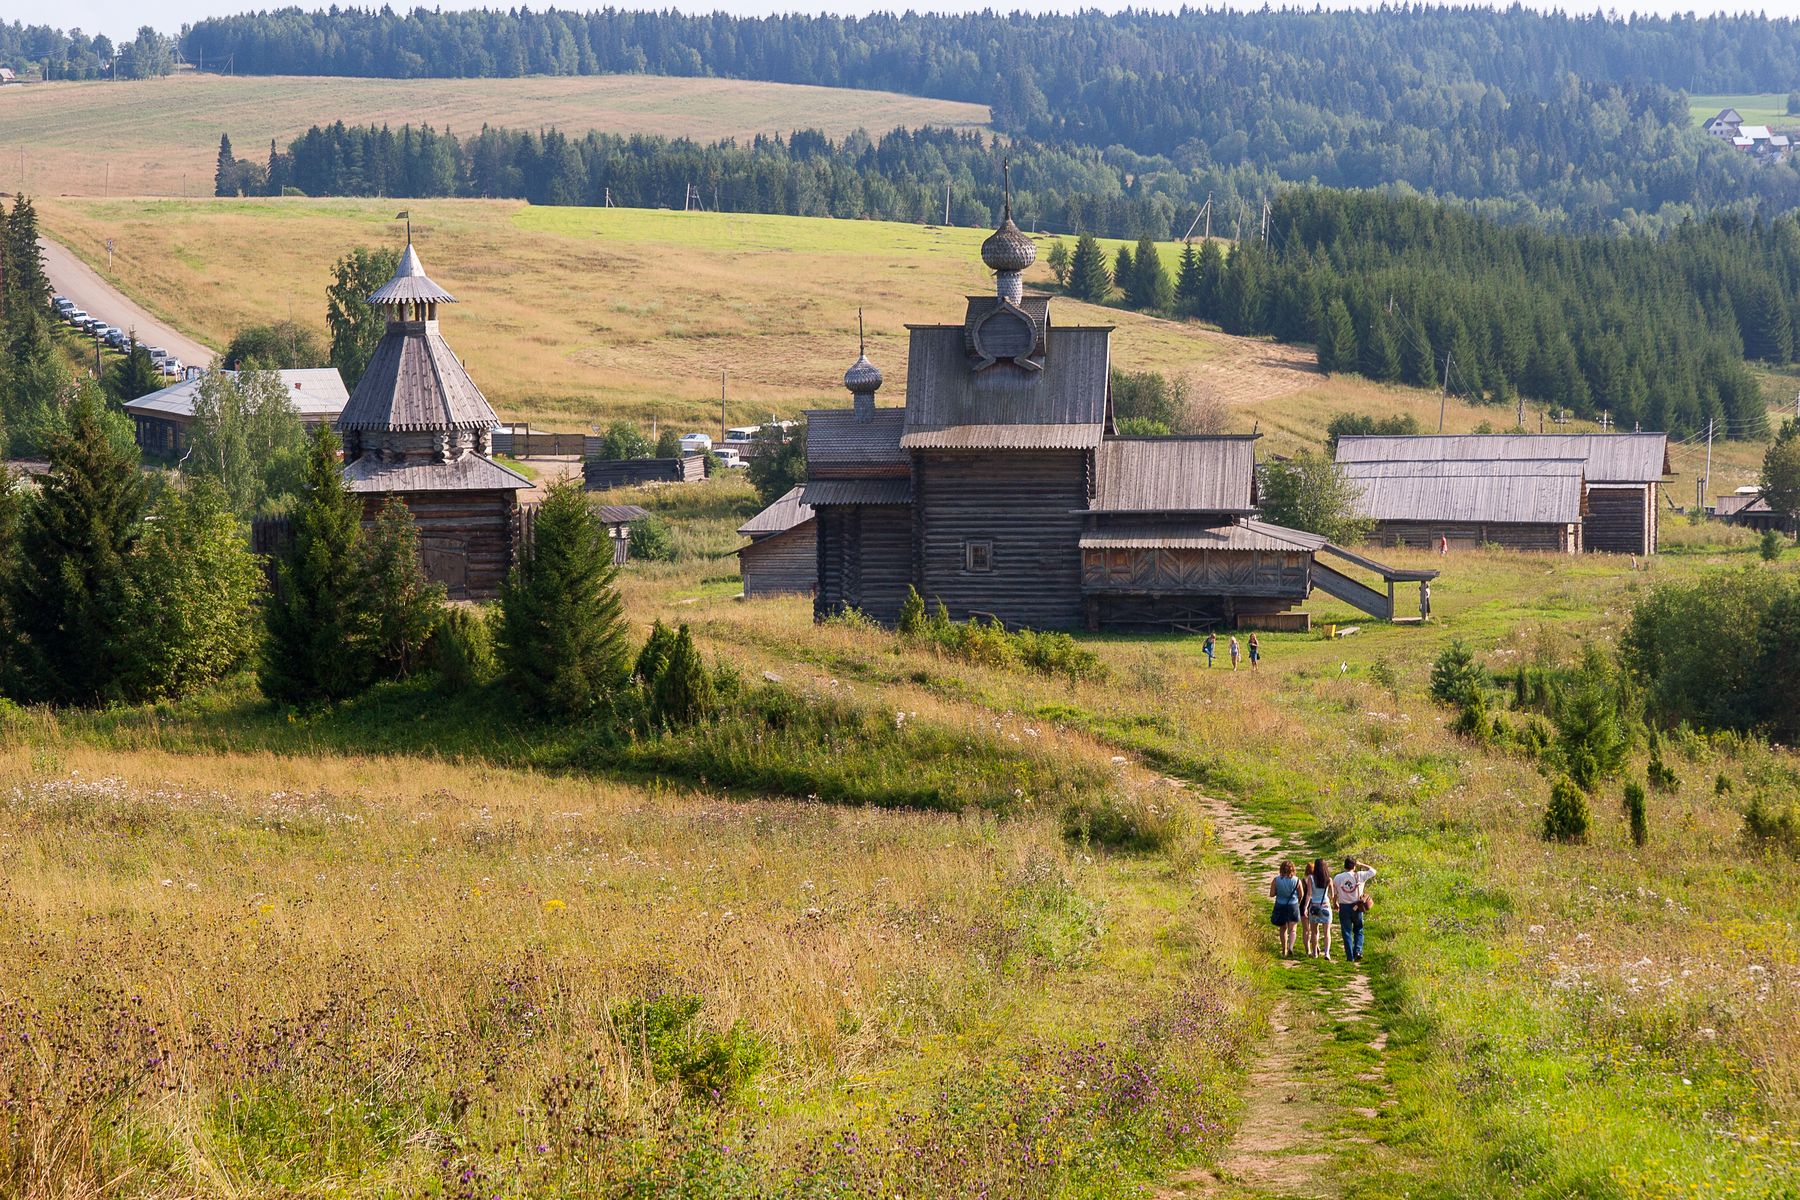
xmin=1712 ymin=487 xmax=1795 ymax=534
xmin=736 ymin=485 xmax=816 ymax=597
xmin=1334 ymin=432 xmax=1671 ymax=556
xmin=124 ymin=367 xmax=347 ymax=457
xmin=334 ymin=237 xmax=531 ymax=599
xmin=1704 ymin=108 xmax=1792 ymax=158
xmin=737 ymin=182 xmax=1434 ymax=631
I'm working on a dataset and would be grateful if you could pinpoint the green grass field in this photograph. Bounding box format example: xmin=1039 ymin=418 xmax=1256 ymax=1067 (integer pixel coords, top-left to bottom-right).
xmin=1689 ymin=92 xmax=1795 ymax=127
xmin=5 ymin=471 xmax=1798 ymax=1197
xmin=0 ymin=72 xmax=988 ymax=199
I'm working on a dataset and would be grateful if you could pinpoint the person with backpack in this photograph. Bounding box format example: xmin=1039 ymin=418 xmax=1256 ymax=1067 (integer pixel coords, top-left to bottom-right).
xmin=1203 ymin=631 xmax=1216 ymax=667
xmin=1268 ymin=860 xmax=1302 ymax=957
xmin=1302 ymin=858 xmax=1333 ymax=959
xmin=1332 ymin=856 xmax=1378 ymax=963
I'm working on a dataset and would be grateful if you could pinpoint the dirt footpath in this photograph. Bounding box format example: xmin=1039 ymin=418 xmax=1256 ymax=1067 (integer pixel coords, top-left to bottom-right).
xmin=38 ymin=236 xmax=215 ymax=367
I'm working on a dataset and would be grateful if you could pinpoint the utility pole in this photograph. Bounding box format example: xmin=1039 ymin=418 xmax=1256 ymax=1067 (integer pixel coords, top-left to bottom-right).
xmin=1183 ymin=194 xmax=1212 ymax=243
xmin=603 ymin=186 xmax=613 ymax=208
xmin=1438 ymin=351 xmax=1452 ymax=433
xmin=1598 ymin=410 xmax=1612 ymax=433
xmin=1260 ymin=198 xmax=1271 ymax=249
xmin=106 ymin=238 xmax=114 ymax=273
xmin=720 ymin=369 xmax=728 ymax=441
xmin=1703 ymin=416 xmax=1715 ymax=509
xmin=944 ymin=180 xmax=951 ymax=226
xmin=1516 ymin=391 xmax=1525 ymax=431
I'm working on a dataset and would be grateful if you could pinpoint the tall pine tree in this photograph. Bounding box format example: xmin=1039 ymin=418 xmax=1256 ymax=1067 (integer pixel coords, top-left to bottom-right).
xmin=260 ymin=425 xmax=374 ymax=706
xmin=1111 ymin=245 xmax=1133 ymax=301
xmin=1175 ymin=241 xmax=1204 ymax=317
xmin=214 ymin=134 xmax=238 ymax=197
xmin=1195 ymin=239 xmax=1225 ymax=322
xmin=8 ymin=391 xmax=150 ymax=705
xmin=498 ymin=479 xmax=631 ymax=716
xmin=1127 ymin=235 xmax=1173 ymax=311
xmin=1067 ymin=234 xmax=1111 ymax=304
xmin=1316 ymin=297 xmax=1358 ymax=375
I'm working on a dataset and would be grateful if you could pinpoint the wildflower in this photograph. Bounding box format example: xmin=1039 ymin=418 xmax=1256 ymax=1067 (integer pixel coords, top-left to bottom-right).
xmin=543 ymin=899 xmax=566 ymax=912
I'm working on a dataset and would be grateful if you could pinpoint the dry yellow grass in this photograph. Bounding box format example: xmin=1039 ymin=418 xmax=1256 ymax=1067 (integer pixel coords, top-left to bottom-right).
xmin=1 ymin=72 xmax=988 ymax=199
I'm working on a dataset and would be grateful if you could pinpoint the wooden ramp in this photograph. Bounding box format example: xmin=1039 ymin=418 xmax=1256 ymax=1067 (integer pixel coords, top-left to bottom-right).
xmin=1309 ymin=543 xmax=1438 ymax=623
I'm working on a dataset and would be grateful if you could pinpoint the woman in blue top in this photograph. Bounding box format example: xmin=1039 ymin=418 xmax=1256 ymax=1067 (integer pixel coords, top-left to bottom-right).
xmin=1268 ymin=860 xmax=1302 ymax=957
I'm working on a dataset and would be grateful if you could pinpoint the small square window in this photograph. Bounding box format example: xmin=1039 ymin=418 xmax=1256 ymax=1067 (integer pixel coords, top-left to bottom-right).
xmin=964 ymin=540 xmax=993 ymax=573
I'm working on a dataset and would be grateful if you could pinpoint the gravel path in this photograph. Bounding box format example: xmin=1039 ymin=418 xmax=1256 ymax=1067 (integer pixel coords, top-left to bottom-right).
xmin=38 ymin=235 xmax=214 ymax=368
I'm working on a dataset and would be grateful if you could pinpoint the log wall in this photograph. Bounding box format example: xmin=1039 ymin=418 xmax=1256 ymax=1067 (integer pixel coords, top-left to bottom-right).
xmin=360 ymin=491 xmax=518 ymax=600
xmin=915 ymin=450 xmax=1088 ymax=629
xmin=1368 ymin=519 xmax=1578 ymax=553
xmin=814 ymin=506 xmax=912 ymax=623
xmin=740 ymin=522 xmax=817 ymax=598
xmin=1583 ymin=485 xmax=1653 ymax=556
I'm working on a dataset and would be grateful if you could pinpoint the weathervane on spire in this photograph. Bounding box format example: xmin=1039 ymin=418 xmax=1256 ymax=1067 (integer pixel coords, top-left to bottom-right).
xmin=1001 ymin=160 xmax=1012 ymax=221
xmin=858 ymin=307 xmax=865 ymax=356
xmin=395 ymin=209 xmax=412 ymax=244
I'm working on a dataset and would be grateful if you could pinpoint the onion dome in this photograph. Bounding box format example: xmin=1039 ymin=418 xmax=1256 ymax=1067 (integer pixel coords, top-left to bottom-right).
xmin=844 ymin=352 xmax=883 ymax=395
xmin=981 ymin=218 xmax=1036 ymax=274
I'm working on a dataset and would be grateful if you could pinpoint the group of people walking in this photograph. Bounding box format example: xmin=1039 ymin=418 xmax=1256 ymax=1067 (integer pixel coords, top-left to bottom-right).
xmin=1269 ymin=857 xmax=1377 ymax=962
xmin=1202 ymin=631 xmax=1259 ymax=670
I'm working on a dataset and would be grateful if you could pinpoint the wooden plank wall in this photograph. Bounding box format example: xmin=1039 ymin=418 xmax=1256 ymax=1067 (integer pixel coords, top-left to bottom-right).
xmin=1368 ymin=519 xmax=1577 ymax=553
xmin=915 ymin=450 xmax=1088 ymax=630
xmin=741 ymin=523 xmax=817 ymax=598
xmin=1584 ymin=485 xmax=1650 ymax=556
xmin=1080 ymin=547 xmax=1311 ymax=598
xmin=583 ymin=456 xmax=706 ymax=489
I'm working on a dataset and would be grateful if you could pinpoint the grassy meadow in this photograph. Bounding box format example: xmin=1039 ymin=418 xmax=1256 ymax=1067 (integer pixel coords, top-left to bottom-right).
xmin=5 ymin=468 xmax=1799 ymax=1196
xmin=0 ymin=72 xmax=988 ymax=199
xmin=35 ymin=194 xmax=1781 ymax=489
xmin=1688 ymin=93 xmax=1795 ymax=127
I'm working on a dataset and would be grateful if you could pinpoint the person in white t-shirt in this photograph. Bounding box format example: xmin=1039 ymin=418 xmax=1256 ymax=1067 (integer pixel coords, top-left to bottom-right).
xmin=1331 ymin=856 xmax=1378 ymax=963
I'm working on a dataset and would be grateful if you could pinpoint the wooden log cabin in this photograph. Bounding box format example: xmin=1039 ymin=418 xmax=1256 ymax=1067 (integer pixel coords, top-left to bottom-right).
xmin=334 ymin=236 xmax=531 ymax=600
xmin=736 ymin=486 xmax=816 ymax=597
xmin=1338 ymin=458 xmax=1590 ymax=553
xmin=736 ymin=179 xmax=1433 ymax=630
xmin=1335 ymin=433 xmax=1671 ymax=555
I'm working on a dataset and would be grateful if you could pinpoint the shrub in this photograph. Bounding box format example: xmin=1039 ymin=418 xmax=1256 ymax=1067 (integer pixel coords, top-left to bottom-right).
xmin=629 ymin=514 xmax=678 ymax=562
xmin=1623 ymin=780 xmax=1649 ymax=847
xmin=897 ymin=586 xmax=926 ymax=636
xmin=1368 ymin=655 xmax=1399 ymax=695
xmin=1554 ymin=677 xmax=1629 ymax=792
xmin=1430 ymin=641 xmax=1484 ymax=708
xmin=359 ymin=499 xmax=447 ymax=679
xmin=1761 ymin=528 xmax=1785 ymax=562
xmin=1015 ymin=630 xmax=1104 ymax=681
xmin=648 ymin=625 xmax=716 ymax=727
xmin=1061 ymin=793 xmax=1189 ymax=853
xmin=1744 ymin=790 xmax=1800 ymax=853
xmin=498 ymin=481 xmax=632 ymax=716
xmin=1450 ymin=695 xmax=1493 ymax=742
xmin=430 ymin=606 xmax=497 ymax=692
xmin=1543 ymin=776 xmax=1592 ymax=843
xmin=634 ymin=619 xmax=677 ymax=685
xmin=610 ymin=993 xmax=765 ymax=1103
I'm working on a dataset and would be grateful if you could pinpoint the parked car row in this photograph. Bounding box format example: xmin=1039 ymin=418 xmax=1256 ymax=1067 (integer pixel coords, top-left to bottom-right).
xmin=51 ymin=294 xmax=184 ymax=376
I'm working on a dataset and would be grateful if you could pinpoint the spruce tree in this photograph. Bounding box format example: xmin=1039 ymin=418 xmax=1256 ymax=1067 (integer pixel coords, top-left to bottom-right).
xmin=214 ymin=134 xmax=238 ymax=197
xmin=1068 ymin=234 xmax=1111 ymax=304
xmin=0 ymin=470 xmax=23 ymax=696
xmin=649 ymin=624 xmax=715 ymax=727
xmin=1316 ymin=298 xmax=1358 ymax=375
xmin=1360 ymin=310 xmax=1402 ymax=381
xmin=654 ymin=426 xmax=681 ymax=458
xmin=1126 ymin=235 xmax=1173 ymax=311
xmin=3 ymin=196 xmax=51 ymax=314
xmin=1175 ymin=241 xmax=1203 ymax=317
xmin=1112 ymin=245 xmax=1133 ymax=301
xmin=498 ymin=479 xmax=631 ymax=715
xmin=103 ymin=336 xmax=166 ymax=404
xmin=1404 ymin=314 xmax=1436 ymax=387
xmin=1195 ymin=239 xmax=1225 ymax=321
xmin=634 ymin=618 xmax=677 ymax=685
xmin=260 ymin=425 xmax=375 ymax=706
xmin=359 ymin=498 xmax=446 ymax=680
xmin=8 ymin=391 xmax=150 ymax=705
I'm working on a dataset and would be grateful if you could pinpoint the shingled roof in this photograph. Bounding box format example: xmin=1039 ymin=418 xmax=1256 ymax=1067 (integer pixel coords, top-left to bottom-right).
xmin=806 ymin=408 xmax=908 ymax=471
xmin=1092 ymin=436 xmax=1258 ymax=513
xmin=901 ymin=325 xmax=1110 ymax=450
xmin=342 ymin=454 xmax=530 ymax=494
xmin=337 ymin=322 xmax=500 ymax=432
xmin=1335 ymin=433 xmax=1670 ymax=483
xmin=369 ymin=242 xmax=456 ymax=306
xmin=738 ymin=486 xmax=815 ymax=537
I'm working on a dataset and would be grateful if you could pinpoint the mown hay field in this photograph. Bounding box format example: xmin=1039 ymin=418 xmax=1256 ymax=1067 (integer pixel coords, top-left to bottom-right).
xmin=0 ymin=72 xmax=989 ymax=199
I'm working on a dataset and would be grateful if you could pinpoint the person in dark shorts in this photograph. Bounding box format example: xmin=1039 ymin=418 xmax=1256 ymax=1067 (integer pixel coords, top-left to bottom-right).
xmin=1302 ymin=858 xmax=1333 ymax=959
xmin=1268 ymin=860 xmax=1302 ymax=957
xmin=1248 ymin=633 xmax=1261 ymax=669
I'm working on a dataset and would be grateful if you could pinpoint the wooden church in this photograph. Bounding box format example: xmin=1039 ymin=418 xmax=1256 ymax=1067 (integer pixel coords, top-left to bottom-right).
xmin=776 ymin=183 xmax=1432 ymax=631
xmin=334 ymin=237 xmax=531 ymax=599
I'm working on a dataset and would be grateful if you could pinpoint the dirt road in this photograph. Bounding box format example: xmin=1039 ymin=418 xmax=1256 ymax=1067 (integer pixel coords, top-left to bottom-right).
xmin=37 ymin=236 xmax=215 ymax=367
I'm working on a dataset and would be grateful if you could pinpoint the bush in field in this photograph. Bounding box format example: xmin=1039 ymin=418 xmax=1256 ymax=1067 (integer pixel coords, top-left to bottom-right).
xmin=1761 ymin=528 xmax=1785 ymax=562
xmin=1554 ymin=673 xmax=1630 ymax=792
xmin=1061 ymin=792 xmax=1189 ymax=853
xmin=1623 ymin=780 xmax=1649 ymax=847
xmin=634 ymin=619 xmax=677 ymax=685
xmin=629 ymin=513 xmax=677 ymax=562
xmin=594 ymin=420 xmax=652 ymax=461
xmin=648 ymin=624 xmax=715 ymax=727
xmin=610 ymin=992 xmax=765 ymax=1103
xmin=498 ymin=480 xmax=632 ymax=715
xmin=900 ymin=599 xmax=1103 ymax=681
xmin=1543 ymin=776 xmax=1592 ymax=843
xmin=654 ymin=427 xmax=681 ymax=458
xmin=1744 ymin=790 xmax=1800 ymax=853
xmin=1430 ymin=640 xmax=1485 ymax=708
xmin=1258 ymin=451 xmax=1374 ymax=545
xmin=897 ymin=585 xmax=926 ymax=636
xmin=429 ymin=606 xmax=496 ymax=692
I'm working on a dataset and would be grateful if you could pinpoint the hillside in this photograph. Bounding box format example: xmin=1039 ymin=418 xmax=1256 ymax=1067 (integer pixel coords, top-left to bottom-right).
xmin=35 ymin=195 xmax=1781 ymax=486
xmin=0 ymin=73 xmax=988 ymax=199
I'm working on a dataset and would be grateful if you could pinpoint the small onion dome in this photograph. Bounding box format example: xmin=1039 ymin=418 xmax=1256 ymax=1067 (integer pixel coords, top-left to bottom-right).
xmin=981 ymin=218 xmax=1037 ymax=273
xmin=844 ymin=352 xmax=883 ymax=394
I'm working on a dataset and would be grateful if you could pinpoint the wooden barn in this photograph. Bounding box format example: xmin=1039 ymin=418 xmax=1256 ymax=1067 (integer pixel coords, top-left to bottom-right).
xmin=1338 ymin=458 xmax=1590 ymax=553
xmin=783 ymin=187 xmax=1432 ymax=632
xmin=584 ymin=455 xmax=706 ymax=489
xmin=1713 ymin=489 xmax=1796 ymax=534
xmin=335 ymin=237 xmax=530 ymax=600
xmin=736 ymin=486 xmax=816 ymax=597
xmin=1335 ymin=433 xmax=1670 ymax=555
xmin=125 ymin=368 xmax=347 ymax=456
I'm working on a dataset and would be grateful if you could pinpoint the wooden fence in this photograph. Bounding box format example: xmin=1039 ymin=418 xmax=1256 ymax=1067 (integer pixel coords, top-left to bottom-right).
xmin=492 ymin=430 xmax=592 ymax=458
xmin=583 ymin=455 xmax=706 ymax=490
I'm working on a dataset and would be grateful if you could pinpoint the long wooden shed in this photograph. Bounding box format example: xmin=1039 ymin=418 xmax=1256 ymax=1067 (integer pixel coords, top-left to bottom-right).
xmin=737 ymin=486 xmax=816 ymax=597
xmin=1338 ymin=458 xmax=1589 ymax=553
xmin=1335 ymin=433 xmax=1671 ymax=555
